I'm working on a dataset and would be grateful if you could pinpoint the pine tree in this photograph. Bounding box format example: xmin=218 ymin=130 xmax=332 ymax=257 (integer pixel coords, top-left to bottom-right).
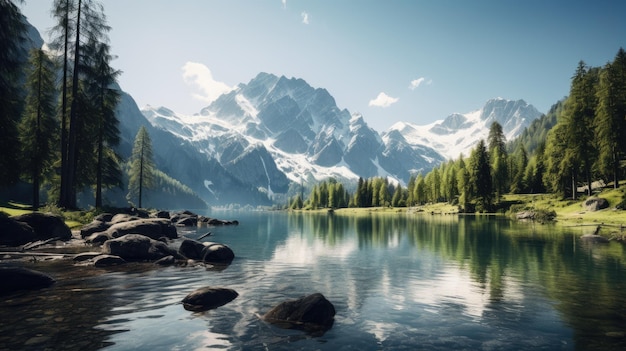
xmin=595 ymin=48 xmax=626 ymax=188
xmin=391 ymin=184 xmax=403 ymax=207
xmin=488 ymin=122 xmax=508 ymax=201
xmin=52 ymin=0 xmax=111 ymax=208
xmin=562 ymin=61 xmax=598 ymax=197
xmin=510 ymin=145 xmax=528 ymax=194
xmin=19 ymin=49 xmax=58 ymax=209
xmin=414 ymin=173 xmax=426 ymax=205
xmin=378 ymin=179 xmax=390 ymax=207
xmin=469 ymin=140 xmax=492 ymax=211
xmin=128 ymin=126 xmax=155 ymax=208
xmin=0 ymin=0 xmax=27 ymax=186
xmin=82 ymin=39 xmax=122 ymax=207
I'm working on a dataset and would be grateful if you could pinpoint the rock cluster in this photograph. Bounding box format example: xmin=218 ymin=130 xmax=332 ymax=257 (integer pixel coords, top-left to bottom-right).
xmin=0 ymin=209 xmax=336 ymax=336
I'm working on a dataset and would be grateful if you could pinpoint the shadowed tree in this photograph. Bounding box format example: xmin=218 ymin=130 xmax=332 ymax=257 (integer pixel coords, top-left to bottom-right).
xmin=0 ymin=0 xmax=27 ymax=187
xmin=19 ymin=49 xmax=58 ymax=209
xmin=51 ymin=0 xmax=110 ymax=208
xmin=128 ymin=126 xmax=155 ymax=208
xmin=81 ymin=38 xmax=122 ymax=207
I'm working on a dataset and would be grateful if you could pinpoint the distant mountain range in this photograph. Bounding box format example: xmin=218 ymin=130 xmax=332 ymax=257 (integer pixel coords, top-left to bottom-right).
xmin=22 ymin=18 xmax=543 ymax=207
xmin=385 ymin=98 xmax=542 ymax=159
xmin=139 ymin=73 xmax=541 ymax=204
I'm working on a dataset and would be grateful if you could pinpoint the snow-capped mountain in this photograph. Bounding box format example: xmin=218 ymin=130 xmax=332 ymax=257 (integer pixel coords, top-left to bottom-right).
xmin=142 ymin=75 xmax=541 ymax=206
xmin=385 ymin=98 xmax=542 ymax=160
xmin=142 ymin=73 xmax=445 ymax=199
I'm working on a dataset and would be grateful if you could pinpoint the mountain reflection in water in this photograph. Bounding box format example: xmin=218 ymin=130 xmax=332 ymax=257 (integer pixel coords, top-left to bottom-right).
xmin=1 ymin=212 xmax=625 ymax=350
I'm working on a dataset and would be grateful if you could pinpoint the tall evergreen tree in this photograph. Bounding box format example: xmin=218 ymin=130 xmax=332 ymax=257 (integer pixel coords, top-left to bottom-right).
xmin=469 ymin=140 xmax=492 ymax=211
xmin=510 ymin=144 xmax=528 ymax=193
xmin=19 ymin=49 xmax=58 ymax=209
xmin=128 ymin=126 xmax=155 ymax=208
xmin=562 ymin=61 xmax=598 ymax=197
xmin=487 ymin=121 xmax=507 ymax=156
xmin=544 ymin=122 xmax=574 ymax=198
xmin=595 ymin=48 xmax=626 ymax=188
xmin=488 ymin=121 xmax=508 ymax=200
xmin=457 ymin=164 xmax=470 ymax=212
xmin=82 ymin=39 xmax=122 ymax=207
xmin=414 ymin=173 xmax=426 ymax=205
xmin=0 ymin=0 xmax=27 ymax=186
xmin=51 ymin=0 xmax=111 ymax=208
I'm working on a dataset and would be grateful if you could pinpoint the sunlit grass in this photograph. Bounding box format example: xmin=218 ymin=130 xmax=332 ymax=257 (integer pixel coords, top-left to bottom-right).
xmin=1 ymin=201 xmax=88 ymax=228
xmin=0 ymin=201 xmax=35 ymax=216
xmin=503 ymin=187 xmax=626 ymax=226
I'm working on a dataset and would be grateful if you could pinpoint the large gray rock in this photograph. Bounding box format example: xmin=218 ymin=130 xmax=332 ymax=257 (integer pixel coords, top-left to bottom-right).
xmin=181 ymin=286 xmax=238 ymax=311
xmin=0 ymin=212 xmax=37 ymax=246
xmin=80 ymin=220 xmax=110 ymax=238
xmin=10 ymin=212 xmax=71 ymax=241
xmin=102 ymin=234 xmax=177 ymax=261
xmin=93 ymin=213 xmax=114 ymax=222
xmin=100 ymin=218 xmax=178 ymax=240
xmin=178 ymin=238 xmax=234 ymax=263
xmin=0 ymin=267 xmax=55 ymax=294
xmin=109 ymin=213 xmax=140 ymax=224
xmin=582 ymin=197 xmax=609 ymax=212
xmin=263 ymin=293 xmax=336 ymax=334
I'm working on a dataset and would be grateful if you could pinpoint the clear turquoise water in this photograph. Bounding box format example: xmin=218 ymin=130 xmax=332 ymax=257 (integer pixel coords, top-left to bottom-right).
xmin=1 ymin=212 xmax=625 ymax=350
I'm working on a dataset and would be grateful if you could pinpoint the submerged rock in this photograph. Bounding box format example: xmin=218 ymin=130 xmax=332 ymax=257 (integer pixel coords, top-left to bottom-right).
xmin=263 ymin=293 xmax=336 ymax=334
xmin=0 ymin=267 xmax=55 ymax=294
xmin=181 ymin=286 xmax=238 ymax=311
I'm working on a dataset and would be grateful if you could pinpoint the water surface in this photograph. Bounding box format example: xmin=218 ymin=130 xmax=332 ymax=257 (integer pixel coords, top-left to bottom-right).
xmin=1 ymin=212 xmax=625 ymax=350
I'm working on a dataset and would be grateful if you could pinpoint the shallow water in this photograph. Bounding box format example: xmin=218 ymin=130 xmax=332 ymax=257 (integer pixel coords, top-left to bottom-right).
xmin=1 ymin=212 xmax=625 ymax=350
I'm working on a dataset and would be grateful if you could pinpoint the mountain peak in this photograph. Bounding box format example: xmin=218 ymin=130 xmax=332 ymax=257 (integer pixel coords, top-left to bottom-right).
xmin=388 ymin=98 xmax=541 ymax=160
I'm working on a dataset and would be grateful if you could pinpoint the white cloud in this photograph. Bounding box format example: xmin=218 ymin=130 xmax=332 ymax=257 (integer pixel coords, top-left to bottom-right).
xmin=409 ymin=77 xmax=432 ymax=90
xmin=301 ymin=11 xmax=309 ymax=24
xmin=181 ymin=62 xmax=233 ymax=104
xmin=282 ymin=0 xmax=287 ymax=9
xmin=369 ymin=92 xmax=399 ymax=108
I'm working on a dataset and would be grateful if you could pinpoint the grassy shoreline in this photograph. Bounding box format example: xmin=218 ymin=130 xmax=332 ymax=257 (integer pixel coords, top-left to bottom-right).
xmin=3 ymin=186 xmax=626 ymax=229
xmin=294 ymin=187 xmax=626 ymax=228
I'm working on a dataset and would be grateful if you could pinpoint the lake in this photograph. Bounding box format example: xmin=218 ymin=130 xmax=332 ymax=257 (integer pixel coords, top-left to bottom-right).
xmin=1 ymin=211 xmax=625 ymax=350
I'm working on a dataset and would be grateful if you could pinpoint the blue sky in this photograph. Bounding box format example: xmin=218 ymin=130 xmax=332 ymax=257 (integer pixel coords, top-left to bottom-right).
xmin=20 ymin=0 xmax=626 ymax=132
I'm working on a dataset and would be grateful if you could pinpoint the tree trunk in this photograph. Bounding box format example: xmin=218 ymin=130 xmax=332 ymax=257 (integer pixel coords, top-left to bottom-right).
xmin=613 ymin=146 xmax=619 ymax=189
xmin=59 ymin=0 xmax=70 ymax=208
xmin=65 ymin=0 xmax=82 ymax=209
xmin=138 ymin=146 xmax=144 ymax=208
xmin=571 ymin=170 xmax=577 ymax=200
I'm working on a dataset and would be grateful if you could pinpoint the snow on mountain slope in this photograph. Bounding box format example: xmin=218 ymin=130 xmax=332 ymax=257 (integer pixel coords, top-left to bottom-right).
xmin=386 ymin=98 xmax=541 ymax=160
xmin=142 ymin=73 xmax=538 ymax=203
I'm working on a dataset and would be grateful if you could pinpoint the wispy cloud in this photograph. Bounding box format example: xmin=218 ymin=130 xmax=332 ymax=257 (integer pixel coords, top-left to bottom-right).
xmin=409 ymin=77 xmax=432 ymax=90
xmin=282 ymin=0 xmax=287 ymax=9
xmin=369 ymin=92 xmax=399 ymax=108
xmin=182 ymin=62 xmax=233 ymax=104
xmin=301 ymin=11 xmax=309 ymax=24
